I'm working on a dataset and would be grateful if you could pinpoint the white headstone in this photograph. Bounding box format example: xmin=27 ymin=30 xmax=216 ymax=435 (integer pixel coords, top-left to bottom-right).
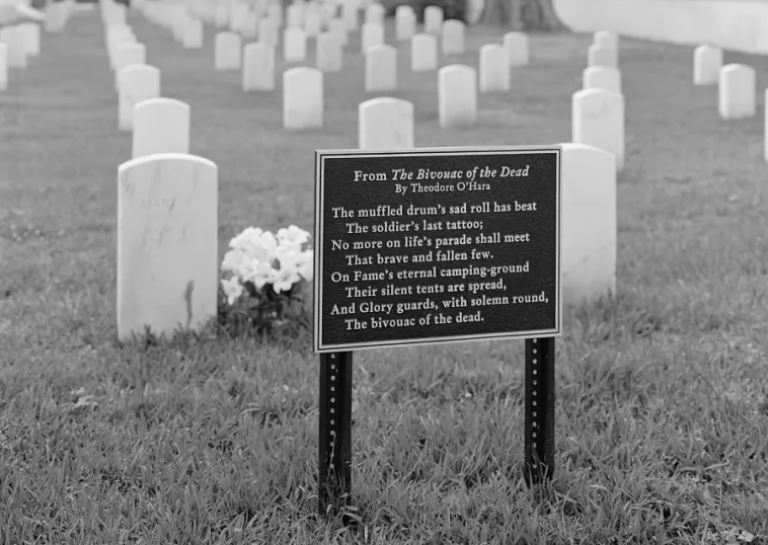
xmin=214 ymin=31 xmax=242 ymax=70
xmin=364 ymin=2 xmax=384 ymax=25
xmin=113 ymin=42 xmax=146 ymax=90
xmin=571 ymin=88 xmax=625 ymax=170
xmin=441 ymin=19 xmax=464 ymax=55
xmin=694 ymin=44 xmax=722 ymax=86
xmin=258 ymin=17 xmax=279 ymax=47
xmin=718 ymin=64 xmax=755 ymax=119
xmin=341 ymin=0 xmax=358 ymax=31
xmin=18 ymin=23 xmax=40 ymax=56
xmin=478 ymin=44 xmax=509 ymax=93
xmin=286 ymin=2 xmax=304 ymax=28
xmin=411 ymin=33 xmax=436 ymax=71
xmin=45 ymin=1 xmax=70 ymax=33
xmin=118 ymin=64 xmax=161 ymax=131
xmin=423 ymin=5 xmax=443 ymax=35
xmin=588 ymin=44 xmax=617 ymax=68
xmin=361 ymin=21 xmax=383 ymax=52
xmin=182 ymin=18 xmax=204 ymax=48
xmin=283 ymin=67 xmax=323 ymax=129
xmin=104 ymin=4 xmax=126 ymax=25
xmin=593 ymin=30 xmax=618 ymax=52
xmin=117 ymin=154 xmax=218 ymax=342
xmin=582 ymin=66 xmax=621 ymax=93
xmin=503 ymin=31 xmax=529 ymax=66
xmin=214 ymin=4 xmax=229 ymax=26
xmin=132 ymin=98 xmax=190 ymax=158
xmin=316 ymin=32 xmax=342 ymax=72
xmin=267 ymin=2 xmax=282 ymax=27
xmin=395 ymin=5 xmax=415 ymax=42
xmin=0 ymin=43 xmax=6 ymax=91
xmin=239 ymin=12 xmax=259 ymax=40
xmin=560 ymin=143 xmax=616 ymax=306
xmin=0 ymin=25 xmax=27 ymax=68
xmin=320 ymin=1 xmax=337 ymax=26
xmin=764 ymin=89 xmax=768 ymax=162
xmin=365 ymin=43 xmax=396 ymax=92
xmin=283 ymin=27 xmax=307 ymax=62
xmin=304 ymin=5 xmax=321 ymax=37
xmin=358 ymin=97 xmax=414 ymax=149
xmin=438 ymin=64 xmax=476 ymax=128
xmin=243 ymin=42 xmax=275 ymax=90
xmin=328 ymin=17 xmax=348 ymax=46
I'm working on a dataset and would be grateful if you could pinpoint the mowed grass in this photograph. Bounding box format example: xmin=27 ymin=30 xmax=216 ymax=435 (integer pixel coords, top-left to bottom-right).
xmin=1 ymin=8 xmax=767 ymax=544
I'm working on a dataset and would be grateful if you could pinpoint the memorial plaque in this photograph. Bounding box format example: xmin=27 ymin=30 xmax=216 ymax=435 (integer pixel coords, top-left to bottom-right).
xmin=314 ymin=147 xmax=562 ymax=352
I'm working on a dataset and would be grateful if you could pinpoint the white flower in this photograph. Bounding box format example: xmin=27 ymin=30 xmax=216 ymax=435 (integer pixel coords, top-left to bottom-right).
xmin=229 ymin=226 xmax=264 ymax=252
xmin=277 ymin=225 xmax=311 ymax=248
xmin=273 ymin=261 xmax=301 ymax=293
xmin=241 ymin=258 xmax=276 ymax=290
xmin=296 ymin=250 xmax=314 ymax=282
xmin=221 ymin=276 xmax=244 ymax=305
xmin=221 ymin=248 xmax=246 ymax=273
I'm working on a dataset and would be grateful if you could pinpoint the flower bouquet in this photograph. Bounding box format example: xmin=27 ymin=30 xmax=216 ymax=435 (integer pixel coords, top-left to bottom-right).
xmin=219 ymin=225 xmax=313 ymax=335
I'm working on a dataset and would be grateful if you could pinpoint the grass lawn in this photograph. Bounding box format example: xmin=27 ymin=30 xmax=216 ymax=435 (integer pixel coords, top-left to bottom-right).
xmin=1 ymin=7 xmax=768 ymax=544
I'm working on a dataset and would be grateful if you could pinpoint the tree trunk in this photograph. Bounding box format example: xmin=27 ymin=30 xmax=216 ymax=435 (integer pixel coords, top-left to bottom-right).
xmin=480 ymin=0 xmax=562 ymax=30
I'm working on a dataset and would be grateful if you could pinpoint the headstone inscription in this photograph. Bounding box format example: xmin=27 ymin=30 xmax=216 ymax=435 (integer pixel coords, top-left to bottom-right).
xmin=117 ymin=154 xmax=218 ymax=342
xmin=314 ymin=147 xmax=562 ymax=352
xmin=313 ymin=146 xmax=561 ymax=514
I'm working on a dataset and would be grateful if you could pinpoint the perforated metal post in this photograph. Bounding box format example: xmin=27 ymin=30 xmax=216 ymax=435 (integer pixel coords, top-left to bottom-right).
xmin=524 ymin=337 xmax=555 ymax=485
xmin=318 ymin=351 xmax=353 ymax=516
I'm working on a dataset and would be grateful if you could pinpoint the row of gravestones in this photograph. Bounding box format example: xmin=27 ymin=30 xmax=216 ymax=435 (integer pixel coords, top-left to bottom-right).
xmin=133 ymin=3 xmax=535 ymax=128
xmin=94 ymin=2 xmax=618 ymax=340
xmin=0 ymin=0 xmax=78 ymax=90
xmin=210 ymin=27 xmax=528 ymax=73
xmin=115 ymin=99 xmax=617 ymax=341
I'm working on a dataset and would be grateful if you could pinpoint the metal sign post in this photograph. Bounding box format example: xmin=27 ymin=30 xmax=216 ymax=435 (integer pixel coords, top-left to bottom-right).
xmin=524 ymin=337 xmax=555 ymax=485
xmin=318 ymin=351 xmax=353 ymax=516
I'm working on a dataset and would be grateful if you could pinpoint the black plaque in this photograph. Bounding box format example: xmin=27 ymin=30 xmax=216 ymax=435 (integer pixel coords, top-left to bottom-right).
xmin=314 ymin=147 xmax=562 ymax=353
